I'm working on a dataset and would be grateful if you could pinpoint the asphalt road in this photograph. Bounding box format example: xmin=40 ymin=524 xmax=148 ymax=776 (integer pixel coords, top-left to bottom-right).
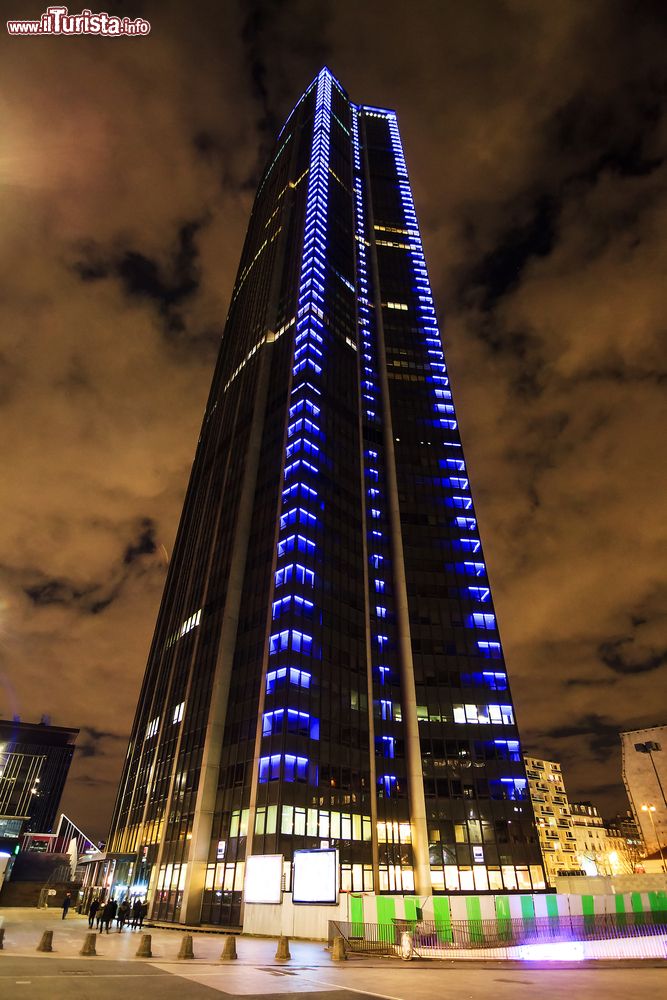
xmin=1 ymin=955 xmax=666 ymax=1000
xmin=0 ymin=956 xmax=367 ymax=1000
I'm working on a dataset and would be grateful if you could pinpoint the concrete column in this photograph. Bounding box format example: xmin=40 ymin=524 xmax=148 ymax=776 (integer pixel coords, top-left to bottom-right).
xmin=360 ymin=117 xmax=432 ymax=898
xmin=179 ymin=338 xmax=275 ymax=924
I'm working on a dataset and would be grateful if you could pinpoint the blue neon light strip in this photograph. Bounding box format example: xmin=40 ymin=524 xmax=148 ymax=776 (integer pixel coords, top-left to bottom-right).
xmin=266 ymin=667 xmax=311 ymax=692
xmin=261 ymin=70 xmax=333 ymax=786
xmin=352 ymin=107 xmax=406 ymax=812
xmin=258 ymin=753 xmax=310 ymax=782
xmin=384 ymin=112 xmax=511 ymax=672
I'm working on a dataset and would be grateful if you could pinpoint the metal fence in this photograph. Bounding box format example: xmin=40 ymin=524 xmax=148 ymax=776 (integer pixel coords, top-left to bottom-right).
xmin=329 ymin=912 xmax=667 ymax=959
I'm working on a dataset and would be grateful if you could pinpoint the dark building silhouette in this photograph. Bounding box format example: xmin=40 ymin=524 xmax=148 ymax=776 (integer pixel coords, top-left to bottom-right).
xmin=0 ymin=718 xmax=78 ymax=832
xmin=107 ymin=68 xmax=544 ymax=926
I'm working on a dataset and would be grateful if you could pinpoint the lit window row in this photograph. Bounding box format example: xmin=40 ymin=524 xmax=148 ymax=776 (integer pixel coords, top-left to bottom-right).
xmin=265 ymin=667 xmax=311 ymax=692
xmin=164 ymin=608 xmax=202 ymax=650
xmin=258 ymin=753 xmax=313 ymax=783
xmin=145 ymin=716 xmax=159 ymax=740
xmin=453 ymin=703 xmax=514 ymax=725
xmin=262 ymin=708 xmax=319 ymax=739
xmin=252 ymin=805 xmax=373 ymax=841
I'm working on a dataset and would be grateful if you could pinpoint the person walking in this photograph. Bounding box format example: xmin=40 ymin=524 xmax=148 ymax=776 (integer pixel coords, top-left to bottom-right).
xmin=96 ymin=901 xmax=105 ymax=931
xmin=61 ymin=892 xmax=71 ymax=920
xmin=138 ymin=899 xmax=148 ymax=930
xmin=88 ymin=897 xmax=100 ymax=929
xmin=117 ymin=899 xmax=130 ymax=932
xmin=102 ymin=898 xmax=117 ymax=933
xmin=131 ymin=897 xmax=142 ymax=929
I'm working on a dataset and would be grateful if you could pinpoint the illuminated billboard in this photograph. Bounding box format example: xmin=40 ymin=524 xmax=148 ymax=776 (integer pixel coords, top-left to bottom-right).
xmin=243 ymin=854 xmax=284 ymax=904
xmin=292 ymin=848 xmax=338 ymax=904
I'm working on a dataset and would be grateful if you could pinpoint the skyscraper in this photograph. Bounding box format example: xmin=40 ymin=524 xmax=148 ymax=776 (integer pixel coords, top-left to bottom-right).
xmin=107 ymin=68 xmax=544 ymax=926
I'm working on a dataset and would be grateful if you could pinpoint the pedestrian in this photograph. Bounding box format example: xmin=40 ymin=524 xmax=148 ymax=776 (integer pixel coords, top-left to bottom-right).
xmin=131 ymin=897 xmax=142 ymax=929
xmin=102 ymin=898 xmax=117 ymax=933
xmin=61 ymin=892 xmax=71 ymax=920
xmin=138 ymin=899 xmax=148 ymax=930
xmin=96 ymin=903 xmax=105 ymax=931
xmin=117 ymin=898 xmax=130 ymax=932
xmin=88 ymin=897 xmax=100 ymax=929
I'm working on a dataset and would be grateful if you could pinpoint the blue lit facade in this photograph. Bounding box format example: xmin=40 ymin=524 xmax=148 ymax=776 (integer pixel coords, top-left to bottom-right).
xmin=107 ymin=69 xmax=544 ymax=927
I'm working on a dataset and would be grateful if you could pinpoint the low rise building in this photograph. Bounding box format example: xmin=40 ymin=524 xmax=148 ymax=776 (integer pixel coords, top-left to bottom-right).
xmin=606 ymin=812 xmax=644 ymax=874
xmin=524 ymin=756 xmax=580 ymax=884
xmin=571 ymin=802 xmax=613 ymax=875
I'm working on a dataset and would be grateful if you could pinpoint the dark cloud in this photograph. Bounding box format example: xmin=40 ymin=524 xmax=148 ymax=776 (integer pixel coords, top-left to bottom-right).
xmin=25 ymin=579 xmax=89 ymax=608
xmin=123 ymin=518 xmax=157 ymax=566
xmin=545 ymin=714 xmax=620 ymax=748
xmin=467 ymin=196 xmax=557 ymax=309
xmin=24 ymin=577 xmax=119 ymax=616
xmin=1 ymin=0 xmax=666 ymax=837
xmin=73 ymin=219 xmax=205 ymax=337
xmin=76 ymin=726 xmax=126 ymax=760
xmin=240 ymin=0 xmax=333 ymax=172
xmin=564 ymin=677 xmax=617 ymax=689
xmin=599 ymin=638 xmax=667 ymax=676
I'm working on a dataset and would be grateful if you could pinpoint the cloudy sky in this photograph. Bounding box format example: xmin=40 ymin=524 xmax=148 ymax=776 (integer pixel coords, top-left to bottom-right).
xmin=1 ymin=0 xmax=665 ymax=840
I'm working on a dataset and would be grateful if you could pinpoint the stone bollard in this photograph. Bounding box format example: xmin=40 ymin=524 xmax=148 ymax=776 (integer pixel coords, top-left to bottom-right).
xmin=275 ymin=935 xmax=291 ymax=961
xmin=80 ymin=932 xmax=97 ymax=956
xmin=136 ymin=934 xmax=153 ymax=958
xmin=220 ymin=935 xmax=237 ymax=960
xmin=331 ymin=935 xmax=347 ymax=961
xmin=0 ymin=928 xmax=5 ymax=950
xmin=178 ymin=934 xmax=195 ymax=960
xmin=37 ymin=930 xmax=53 ymax=952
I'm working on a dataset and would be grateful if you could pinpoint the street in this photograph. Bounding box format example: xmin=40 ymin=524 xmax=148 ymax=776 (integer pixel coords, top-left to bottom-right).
xmin=0 ymin=908 xmax=664 ymax=999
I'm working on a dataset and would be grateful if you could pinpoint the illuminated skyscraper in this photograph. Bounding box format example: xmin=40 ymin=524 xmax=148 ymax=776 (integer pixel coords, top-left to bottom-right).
xmin=106 ymin=68 xmax=544 ymax=926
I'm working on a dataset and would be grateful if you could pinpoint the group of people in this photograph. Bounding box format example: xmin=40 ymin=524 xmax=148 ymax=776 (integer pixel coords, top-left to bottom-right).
xmin=87 ymin=896 xmax=148 ymax=933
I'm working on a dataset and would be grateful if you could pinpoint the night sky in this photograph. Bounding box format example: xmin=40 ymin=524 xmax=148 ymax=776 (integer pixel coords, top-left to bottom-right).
xmin=1 ymin=0 xmax=666 ymax=841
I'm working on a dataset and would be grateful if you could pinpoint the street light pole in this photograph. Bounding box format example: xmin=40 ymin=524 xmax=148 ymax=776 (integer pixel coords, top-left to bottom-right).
xmin=634 ymin=742 xmax=667 ymax=810
xmin=641 ymin=804 xmax=666 ymax=874
xmin=647 ymin=749 xmax=667 ymax=811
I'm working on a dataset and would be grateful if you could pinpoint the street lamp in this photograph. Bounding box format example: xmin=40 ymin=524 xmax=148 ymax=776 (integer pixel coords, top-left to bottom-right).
xmin=641 ymin=804 xmax=666 ymax=873
xmin=634 ymin=742 xmax=667 ymax=810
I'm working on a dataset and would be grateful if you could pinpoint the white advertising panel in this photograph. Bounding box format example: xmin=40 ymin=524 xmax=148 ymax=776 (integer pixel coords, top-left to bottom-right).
xmin=292 ymin=848 xmax=338 ymax=904
xmin=243 ymin=854 xmax=284 ymax=904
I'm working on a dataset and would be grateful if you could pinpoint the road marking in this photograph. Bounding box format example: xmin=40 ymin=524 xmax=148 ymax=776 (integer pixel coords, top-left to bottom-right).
xmin=298 ymin=974 xmax=407 ymax=1000
xmin=15 ymin=981 xmax=32 ymax=985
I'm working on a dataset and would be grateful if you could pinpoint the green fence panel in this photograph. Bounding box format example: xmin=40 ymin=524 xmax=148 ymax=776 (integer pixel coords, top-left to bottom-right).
xmin=376 ymin=896 xmax=396 ymax=943
xmin=350 ymin=894 xmax=364 ymax=937
xmin=466 ymin=895 xmax=484 ymax=943
xmin=495 ymin=895 xmax=512 ymax=941
xmin=545 ymin=895 xmax=559 ymax=918
xmin=631 ymin=892 xmax=646 ymax=924
xmin=614 ymin=893 xmax=627 ymax=928
xmin=404 ymin=895 xmax=420 ymax=927
xmin=648 ymin=891 xmax=667 ymax=917
xmin=432 ymin=895 xmax=453 ymax=943
xmin=520 ymin=894 xmax=536 ymax=929
xmin=581 ymin=894 xmax=595 ymax=928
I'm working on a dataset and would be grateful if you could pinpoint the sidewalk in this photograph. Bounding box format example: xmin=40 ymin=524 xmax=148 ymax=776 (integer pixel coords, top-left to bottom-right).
xmin=0 ymin=907 xmax=328 ymax=964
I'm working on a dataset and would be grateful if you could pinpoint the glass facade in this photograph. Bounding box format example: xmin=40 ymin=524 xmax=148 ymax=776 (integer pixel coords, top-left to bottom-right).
xmin=0 ymin=719 xmax=78 ymax=832
xmin=107 ymin=68 xmax=544 ymax=927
